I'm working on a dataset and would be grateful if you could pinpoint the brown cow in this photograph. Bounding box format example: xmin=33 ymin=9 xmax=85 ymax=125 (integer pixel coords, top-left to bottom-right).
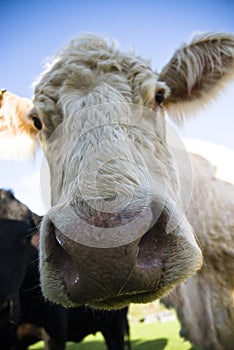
xmin=0 ymin=89 xmax=34 ymax=159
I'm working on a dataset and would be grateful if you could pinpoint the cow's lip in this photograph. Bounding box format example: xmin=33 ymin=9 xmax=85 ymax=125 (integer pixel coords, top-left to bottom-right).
xmin=70 ymin=289 xmax=161 ymax=310
xmin=83 ymin=292 xmax=155 ymax=310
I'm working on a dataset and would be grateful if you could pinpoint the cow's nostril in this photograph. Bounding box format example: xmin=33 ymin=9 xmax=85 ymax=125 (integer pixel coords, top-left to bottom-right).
xmin=44 ymin=221 xmax=81 ymax=290
xmin=137 ymin=229 xmax=161 ymax=269
xmin=136 ymin=212 xmax=168 ymax=269
xmin=44 ymin=221 xmax=63 ymax=261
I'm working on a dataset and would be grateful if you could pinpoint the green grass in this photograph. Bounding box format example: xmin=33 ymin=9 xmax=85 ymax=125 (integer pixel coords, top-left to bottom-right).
xmin=29 ymin=317 xmax=197 ymax=350
xmin=129 ymin=320 xmax=197 ymax=350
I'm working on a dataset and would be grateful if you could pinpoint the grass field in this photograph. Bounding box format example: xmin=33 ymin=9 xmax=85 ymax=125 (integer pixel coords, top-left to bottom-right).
xmin=29 ymin=302 xmax=199 ymax=350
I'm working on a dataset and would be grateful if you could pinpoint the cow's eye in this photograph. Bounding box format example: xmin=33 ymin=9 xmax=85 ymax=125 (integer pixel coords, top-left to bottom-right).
xmin=155 ymin=90 xmax=164 ymax=104
xmin=32 ymin=115 xmax=42 ymax=130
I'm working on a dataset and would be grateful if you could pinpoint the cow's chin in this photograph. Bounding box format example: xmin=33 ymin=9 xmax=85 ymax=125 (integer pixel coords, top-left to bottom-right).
xmin=39 ymin=206 xmax=202 ymax=310
xmin=83 ymin=292 xmax=161 ymax=310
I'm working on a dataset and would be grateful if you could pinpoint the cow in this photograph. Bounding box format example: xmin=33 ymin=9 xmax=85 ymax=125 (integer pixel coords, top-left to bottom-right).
xmin=0 ymin=189 xmax=35 ymax=221
xmin=0 ymin=33 xmax=234 ymax=313
xmin=0 ymin=189 xmax=37 ymax=325
xmin=0 ymin=218 xmax=43 ymax=350
xmin=0 ymin=219 xmax=36 ymax=325
xmin=0 ymin=189 xmax=130 ymax=350
xmin=0 ymin=189 xmax=40 ymax=349
xmin=160 ymin=143 xmax=234 ymax=350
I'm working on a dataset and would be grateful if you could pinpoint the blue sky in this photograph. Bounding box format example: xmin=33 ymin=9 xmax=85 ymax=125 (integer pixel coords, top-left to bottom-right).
xmin=0 ymin=0 xmax=234 ymax=214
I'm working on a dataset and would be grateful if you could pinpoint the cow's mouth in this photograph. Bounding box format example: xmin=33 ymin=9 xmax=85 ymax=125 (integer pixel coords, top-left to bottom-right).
xmin=41 ymin=205 xmax=202 ymax=309
xmin=87 ymin=290 xmax=160 ymax=310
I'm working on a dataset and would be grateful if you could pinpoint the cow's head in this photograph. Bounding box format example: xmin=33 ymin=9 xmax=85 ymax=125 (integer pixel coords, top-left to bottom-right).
xmin=0 ymin=189 xmax=32 ymax=221
xmin=1 ymin=33 xmax=234 ymax=309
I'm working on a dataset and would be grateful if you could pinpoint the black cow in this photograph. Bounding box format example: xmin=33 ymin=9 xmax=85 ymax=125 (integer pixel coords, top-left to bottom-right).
xmin=0 ymin=219 xmax=36 ymax=325
xmin=0 ymin=189 xmax=131 ymax=350
xmin=0 ymin=189 xmax=39 ymax=323
xmin=0 ymin=218 xmax=38 ymax=349
xmin=0 ymin=189 xmax=35 ymax=221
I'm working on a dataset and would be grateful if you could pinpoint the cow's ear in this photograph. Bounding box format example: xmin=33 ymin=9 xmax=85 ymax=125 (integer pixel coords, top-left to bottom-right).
xmin=159 ymin=33 xmax=234 ymax=121
xmin=0 ymin=91 xmax=38 ymax=159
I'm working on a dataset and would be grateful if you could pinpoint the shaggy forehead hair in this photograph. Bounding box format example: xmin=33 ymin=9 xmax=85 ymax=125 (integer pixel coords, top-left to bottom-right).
xmin=34 ymin=34 xmax=173 ymax=209
xmin=33 ymin=34 xmax=166 ymax=127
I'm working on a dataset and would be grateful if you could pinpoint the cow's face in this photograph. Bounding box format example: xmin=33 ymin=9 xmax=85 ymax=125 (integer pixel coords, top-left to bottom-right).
xmin=33 ymin=80 xmax=201 ymax=308
xmin=4 ymin=33 xmax=234 ymax=309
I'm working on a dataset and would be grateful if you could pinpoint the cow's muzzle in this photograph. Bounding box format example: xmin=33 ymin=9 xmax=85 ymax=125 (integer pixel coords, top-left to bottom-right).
xmin=40 ymin=201 xmax=202 ymax=309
